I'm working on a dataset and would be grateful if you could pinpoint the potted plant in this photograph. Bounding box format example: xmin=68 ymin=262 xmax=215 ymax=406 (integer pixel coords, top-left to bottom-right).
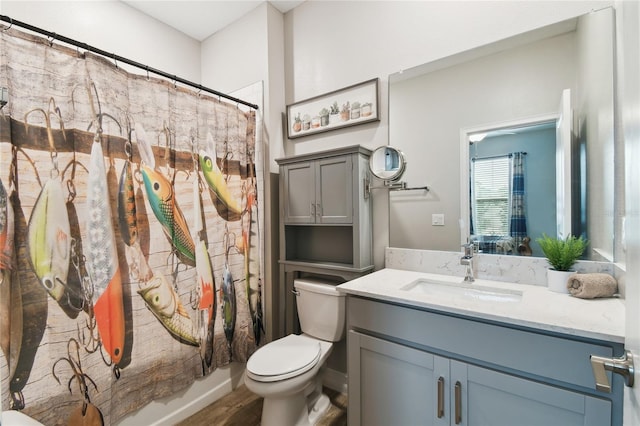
xmin=340 ymin=102 xmax=350 ymax=121
xmin=302 ymin=114 xmax=311 ymax=131
xmin=350 ymin=101 xmax=361 ymax=119
xmin=329 ymin=101 xmax=340 ymax=125
xmin=361 ymin=102 xmax=373 ymax=117
xmin=292 ymin=113 xmax=302 ymax=132
xmin=319 ymin=107 xmax=330 ymax=126
xmin=536 ymin=234 xmax=588 ymax=293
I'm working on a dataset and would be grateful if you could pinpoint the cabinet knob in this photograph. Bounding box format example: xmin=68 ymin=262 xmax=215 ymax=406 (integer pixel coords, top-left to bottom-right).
xmin=590 ymin=350 xmax=634 ymax=393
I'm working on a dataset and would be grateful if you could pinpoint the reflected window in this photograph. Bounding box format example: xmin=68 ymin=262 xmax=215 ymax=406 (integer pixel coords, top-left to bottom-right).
xmin=471 ymin=156 xmax=510 ymax=236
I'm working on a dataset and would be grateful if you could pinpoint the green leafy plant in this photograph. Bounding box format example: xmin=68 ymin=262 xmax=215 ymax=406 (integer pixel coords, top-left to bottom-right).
xmin=536 ymin=234 xmax=588 ymax=271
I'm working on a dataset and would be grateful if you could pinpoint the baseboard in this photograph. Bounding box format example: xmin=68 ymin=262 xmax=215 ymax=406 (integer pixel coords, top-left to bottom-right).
xmin=322 ymin=367 xmax=347 ymax=394
xmin=118 ymin=364 xmax=245 ymax=426
xmin=152 ymin=367 xmax=244 ymax=425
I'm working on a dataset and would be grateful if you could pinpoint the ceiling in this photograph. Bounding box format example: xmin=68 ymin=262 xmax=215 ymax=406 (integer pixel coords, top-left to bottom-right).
xmin=122 ymin=0 xmax=305 ymax=41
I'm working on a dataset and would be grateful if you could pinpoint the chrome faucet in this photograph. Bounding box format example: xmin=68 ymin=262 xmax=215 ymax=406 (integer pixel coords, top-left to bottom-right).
xmin=460 ymin=243 xmax=475 ymax=282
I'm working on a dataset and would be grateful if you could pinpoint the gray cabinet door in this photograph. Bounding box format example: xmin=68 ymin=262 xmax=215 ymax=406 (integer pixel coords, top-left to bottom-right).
xmin=348 ymin=331 xmax=448 ymax=426
xmin=451 ymin=360 xmax=612 ymax=426
xmin=316 ymin=156 xmax=353 ymax=223
xmin=349 ymin=329 xmax=612 ymax=426
xmin=282 ymin=161 xmax=315 ymax=223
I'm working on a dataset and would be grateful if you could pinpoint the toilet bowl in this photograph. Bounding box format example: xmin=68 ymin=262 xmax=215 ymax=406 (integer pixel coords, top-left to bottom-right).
xmin=244 ymin=278 xmax=345 ymax=426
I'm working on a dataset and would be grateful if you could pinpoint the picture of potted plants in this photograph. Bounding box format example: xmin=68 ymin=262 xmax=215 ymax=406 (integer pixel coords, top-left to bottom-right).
xmin=536 ymin=234 xmax=588 ymax=293
xmin=361 ymin=101 xmax=373 ymax=117
xmin=329 ymin=101 xmax=340 ymax=125
xmin=319 ymin=107 xmax=330 ymax=126
xmin=292 ymin=113 xmax=302 ymax=132
xmin=340 ymin=102 xmax=350 ymax=121
xmin=350 ymin=101 xmax=361 ymax=119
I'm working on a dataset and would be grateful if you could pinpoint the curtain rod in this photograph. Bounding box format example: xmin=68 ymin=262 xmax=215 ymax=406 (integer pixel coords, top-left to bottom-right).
xmin=471 ymin=152 xmax=527 ymax=161
xmin=0 ymin=15 xmax=259 ymax=110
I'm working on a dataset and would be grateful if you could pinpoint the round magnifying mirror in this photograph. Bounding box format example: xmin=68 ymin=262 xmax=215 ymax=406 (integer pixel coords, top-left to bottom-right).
xmin=369 ymin=146 xmax=406 ymax=181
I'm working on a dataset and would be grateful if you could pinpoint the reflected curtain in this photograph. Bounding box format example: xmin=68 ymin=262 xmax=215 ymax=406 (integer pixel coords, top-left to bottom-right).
xmin=509 ymin=152 xmax=527 ymax=247
xmin=0 ymin=27 xmax=263 ymax=424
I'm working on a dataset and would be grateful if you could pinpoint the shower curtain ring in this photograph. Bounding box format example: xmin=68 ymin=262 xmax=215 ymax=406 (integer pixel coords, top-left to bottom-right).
xmin=48 ymin=33 xmax=56 ymax=46
xmin=113 ymin=53 xmax=118 ymax=69
xmin=3 ymin=17 xmax=12 ymax=31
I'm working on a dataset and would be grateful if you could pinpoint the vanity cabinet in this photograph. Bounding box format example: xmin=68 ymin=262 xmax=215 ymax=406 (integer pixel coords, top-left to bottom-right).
xmin=276 ymin=146 xmax=373 ymax=334
xmin=347 ymin=297 xmax=623 ymax=426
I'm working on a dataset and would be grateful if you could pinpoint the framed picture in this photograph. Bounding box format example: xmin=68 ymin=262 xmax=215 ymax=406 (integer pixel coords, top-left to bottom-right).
xmin=287 ymin=78 xmax=379 ymax=139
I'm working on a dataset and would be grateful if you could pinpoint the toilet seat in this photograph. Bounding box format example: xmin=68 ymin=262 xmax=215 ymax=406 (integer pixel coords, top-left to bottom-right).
xmin=246 ymin=334 xmax=321 ymax=382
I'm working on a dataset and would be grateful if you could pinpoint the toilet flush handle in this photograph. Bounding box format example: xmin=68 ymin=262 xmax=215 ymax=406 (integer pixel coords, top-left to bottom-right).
xmin=292 ymin=289 xmax=300 ymax=296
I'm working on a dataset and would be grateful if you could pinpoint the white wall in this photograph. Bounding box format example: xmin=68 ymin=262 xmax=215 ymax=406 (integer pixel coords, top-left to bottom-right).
xmin=201 ymin=2 xmax=286 ymax=173
xmin=1 ymin=1 xmax=201 ymax=82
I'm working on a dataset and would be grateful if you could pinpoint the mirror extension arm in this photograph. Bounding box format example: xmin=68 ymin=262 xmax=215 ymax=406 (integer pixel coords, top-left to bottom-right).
xmin=364 ymin=177 xmax=429 ymax=198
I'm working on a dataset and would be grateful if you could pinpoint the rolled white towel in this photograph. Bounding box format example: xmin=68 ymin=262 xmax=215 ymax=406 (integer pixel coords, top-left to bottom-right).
xmin=567 ymin=273 xmax=618 ymax=299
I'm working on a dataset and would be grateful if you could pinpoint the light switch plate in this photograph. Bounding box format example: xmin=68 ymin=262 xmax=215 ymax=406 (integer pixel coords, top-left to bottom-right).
xmin=432 ymin=213 xmax=445 ymax=226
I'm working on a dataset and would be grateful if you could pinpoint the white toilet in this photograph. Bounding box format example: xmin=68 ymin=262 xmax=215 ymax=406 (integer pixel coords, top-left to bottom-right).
xmin=244 ymin=277 xmax=346 ymax=426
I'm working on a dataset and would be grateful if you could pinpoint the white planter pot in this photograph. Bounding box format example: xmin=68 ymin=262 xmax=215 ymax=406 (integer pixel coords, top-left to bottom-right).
xmin=547 ymin=269 xmax=576 ymax=293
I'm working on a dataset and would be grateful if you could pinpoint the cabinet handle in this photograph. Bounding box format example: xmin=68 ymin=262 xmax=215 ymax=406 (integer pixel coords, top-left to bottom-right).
xmin=437 ymin=377 xmax=445 ymax=418
xmin=454 ymin=381 xmax=462 ymax=425
xmin=316 ymin=203 xmax=322 ymax=217
xmin=310 ymin=202 xmax=315 ymax=217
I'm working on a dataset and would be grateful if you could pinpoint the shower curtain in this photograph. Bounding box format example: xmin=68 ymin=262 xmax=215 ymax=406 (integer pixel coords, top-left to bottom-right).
xmin=0 ymin=28 xmax=263 ymax=424
xmin=509 ymin=152 xmax=527 ymax=248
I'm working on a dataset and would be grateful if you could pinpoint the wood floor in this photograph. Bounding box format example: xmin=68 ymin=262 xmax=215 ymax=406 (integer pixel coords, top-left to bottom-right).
xmin=176 ymin=385 xmax=347 ymax=426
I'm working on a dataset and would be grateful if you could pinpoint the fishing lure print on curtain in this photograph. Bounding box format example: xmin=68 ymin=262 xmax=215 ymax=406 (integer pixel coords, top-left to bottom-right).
xmin=0 ymin=27 xmax=263 ymax=425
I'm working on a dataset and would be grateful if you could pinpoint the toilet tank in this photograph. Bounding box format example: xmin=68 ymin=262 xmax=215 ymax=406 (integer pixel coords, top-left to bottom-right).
xmin=294 ymin=278 xmax=346 ymax=342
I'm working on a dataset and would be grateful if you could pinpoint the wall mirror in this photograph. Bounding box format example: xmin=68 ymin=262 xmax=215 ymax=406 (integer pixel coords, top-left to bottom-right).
xmin=388 ymin=7 xmax=615 ymax=261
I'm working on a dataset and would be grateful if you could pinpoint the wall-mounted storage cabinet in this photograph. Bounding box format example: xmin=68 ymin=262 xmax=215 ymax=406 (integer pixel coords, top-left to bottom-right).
xmin=276 ymin=145 xmax=373 ymax=334
xmin=282 ymin=155 xmax=353 ymax=224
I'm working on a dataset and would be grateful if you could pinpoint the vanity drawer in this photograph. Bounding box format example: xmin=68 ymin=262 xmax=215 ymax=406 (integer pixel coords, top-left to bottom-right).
xmin=347 ymin=296 xmax=615 ymax=391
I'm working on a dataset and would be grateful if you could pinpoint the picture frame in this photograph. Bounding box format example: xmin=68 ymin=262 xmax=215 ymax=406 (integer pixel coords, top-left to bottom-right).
xmin=286 ymin=78 xmax=379 ymax=139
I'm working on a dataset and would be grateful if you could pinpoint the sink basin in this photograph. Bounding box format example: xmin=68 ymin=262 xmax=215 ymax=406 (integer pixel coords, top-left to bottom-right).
xmin=400 ymin=278 xmax=523 ymax=303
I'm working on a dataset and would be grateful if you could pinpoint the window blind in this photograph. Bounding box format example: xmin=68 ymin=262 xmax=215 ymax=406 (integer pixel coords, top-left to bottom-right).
xmin=472 ymin=156 xmax=510 ymax=235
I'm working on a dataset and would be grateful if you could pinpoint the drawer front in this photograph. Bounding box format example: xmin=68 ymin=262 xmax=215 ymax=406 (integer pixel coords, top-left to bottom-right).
xmin=347 ymin=297 xmax=614 ymax=390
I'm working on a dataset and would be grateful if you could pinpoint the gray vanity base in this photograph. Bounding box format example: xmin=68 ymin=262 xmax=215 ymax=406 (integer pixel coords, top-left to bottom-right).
xmin=346 ymin=296 xmax=623 ymax=426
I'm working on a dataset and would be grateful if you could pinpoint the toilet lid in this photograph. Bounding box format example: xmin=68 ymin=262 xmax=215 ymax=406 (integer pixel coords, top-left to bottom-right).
xmin=247 ymin=335 xmax=321 ymax=382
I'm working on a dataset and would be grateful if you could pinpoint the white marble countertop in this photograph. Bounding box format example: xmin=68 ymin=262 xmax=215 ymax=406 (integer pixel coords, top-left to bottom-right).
xmin=338 ymin=268 xmax=625 ymax=343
